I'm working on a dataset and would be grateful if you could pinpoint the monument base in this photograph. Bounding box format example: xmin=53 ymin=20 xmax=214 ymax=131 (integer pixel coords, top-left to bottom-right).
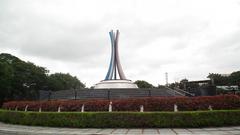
xmin=94 ymin=80 xmax=138 ymax=89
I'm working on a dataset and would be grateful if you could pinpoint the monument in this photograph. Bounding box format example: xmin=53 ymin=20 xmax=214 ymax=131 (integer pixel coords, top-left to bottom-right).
xmin=94 ymin=30 xmax=138 ymax=89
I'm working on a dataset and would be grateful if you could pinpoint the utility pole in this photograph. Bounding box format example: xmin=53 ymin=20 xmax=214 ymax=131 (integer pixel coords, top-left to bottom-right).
xmin=165 ymin=72 xmax=168 ymax=87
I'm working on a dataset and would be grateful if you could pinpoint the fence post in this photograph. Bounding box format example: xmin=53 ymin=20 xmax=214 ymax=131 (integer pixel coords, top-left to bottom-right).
xmin=109 ymin=101 xmax=112 ymax=112
xmin=58 ymin=106 xmax=61 ymax=112
xmin=81 ymin=104 xmax=85 ymax=112
xmin=208 ymin=105 xmax=213 ymax=111
xmin=140 ymin=105 xmax=144 ymax=112
xmin=107 ymin=90 xmax=110 ymax=100
xmin=74 ymin=89 xmax=77 ymax=100
xmin=48 ymin=91 xmax=51 ymax=100
xmin=174 ymin=104 xmax=178 ymax=112
xmin=25 ymin=105 xmax=28 ymax=112
xmin=148 ymin=90 xmax=151 ymax=97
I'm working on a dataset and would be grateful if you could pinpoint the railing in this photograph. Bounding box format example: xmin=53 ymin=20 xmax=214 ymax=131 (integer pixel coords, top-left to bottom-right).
xmin=165 ymin=87 xmax=185 ymax=96
xmin=39 ymin=88 xmax=182 ymax=100
xmin=173 ymin=87 xmax=195 ymax=97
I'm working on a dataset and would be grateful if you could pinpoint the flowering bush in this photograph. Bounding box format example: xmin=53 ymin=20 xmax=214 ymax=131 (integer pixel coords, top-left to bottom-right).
xmin=2 ymin=95 xmax=240 ymax=112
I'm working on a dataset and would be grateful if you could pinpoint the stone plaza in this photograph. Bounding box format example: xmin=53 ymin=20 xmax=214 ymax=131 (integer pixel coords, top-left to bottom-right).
xmin=1 ymin=122 xmax=240 ymax=135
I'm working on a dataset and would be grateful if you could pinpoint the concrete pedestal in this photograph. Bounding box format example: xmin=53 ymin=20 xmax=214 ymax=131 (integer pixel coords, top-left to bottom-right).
xmin=94 ymin=80 xmax=138 ymax=89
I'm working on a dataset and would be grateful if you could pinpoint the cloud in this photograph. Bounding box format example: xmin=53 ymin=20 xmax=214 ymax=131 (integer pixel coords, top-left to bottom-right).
xmin=1 ymin=0 xmax=240 ymax=86
xmin=201 ymin=30 xmax=240 ymax=71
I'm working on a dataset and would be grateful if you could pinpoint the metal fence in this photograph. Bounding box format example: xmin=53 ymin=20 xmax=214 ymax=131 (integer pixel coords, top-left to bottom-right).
xmin=39 ymin=87 xmax=183 ymax=100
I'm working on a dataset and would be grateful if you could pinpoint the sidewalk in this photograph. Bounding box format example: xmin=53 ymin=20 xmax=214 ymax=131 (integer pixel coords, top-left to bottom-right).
xmin=0 ymin=122 xmax=240 ymax=135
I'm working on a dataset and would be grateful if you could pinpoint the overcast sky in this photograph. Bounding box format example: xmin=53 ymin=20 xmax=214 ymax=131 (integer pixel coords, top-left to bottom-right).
xmin=1 ymin=0 xmax=240 ymax=87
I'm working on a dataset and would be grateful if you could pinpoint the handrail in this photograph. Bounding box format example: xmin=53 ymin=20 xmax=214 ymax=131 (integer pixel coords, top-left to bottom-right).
xmin=165 ymin=87 xmax=185 ymax=96
xmin=173 ymin=87 xmax=195 ymax=97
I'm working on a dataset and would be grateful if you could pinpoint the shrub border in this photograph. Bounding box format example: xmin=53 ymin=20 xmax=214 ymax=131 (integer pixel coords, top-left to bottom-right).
xmin=0 ymin=109 xmax=240 ymax=128
xmin=3 ymin=95 xmax=240 ymax=112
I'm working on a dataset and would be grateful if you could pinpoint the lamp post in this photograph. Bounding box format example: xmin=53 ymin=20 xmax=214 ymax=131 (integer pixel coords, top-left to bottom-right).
xmin=22 ymin=83 xmax=36 ymax=100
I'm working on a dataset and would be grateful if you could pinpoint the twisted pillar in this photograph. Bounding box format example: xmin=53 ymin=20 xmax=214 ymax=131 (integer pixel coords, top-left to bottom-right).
xmin=105 ymin=30 xmax=127 ymax=80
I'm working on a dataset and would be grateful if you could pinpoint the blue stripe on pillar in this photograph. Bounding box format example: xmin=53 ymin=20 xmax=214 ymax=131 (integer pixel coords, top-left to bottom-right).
xmin=109 ymin=31 xmax=115 ymax=79
xmin=104 ymin=30 xmax=115 ymax=80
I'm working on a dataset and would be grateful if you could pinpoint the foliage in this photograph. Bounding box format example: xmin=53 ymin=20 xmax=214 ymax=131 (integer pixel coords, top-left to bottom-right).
xmin=0 ymin=53 xmax=48 ymax=101
xmin=3 ymin=95 xmax=240 ymax=112
xmin=0 ymin=60 xmax=13 ymax=105
xmin=169 ymin=71 xmax=240 ymax=90
xmin=180 ymin=78 xmax=188 ymax=83
xmin=207 ymin=72 xmax=240 ymax=86
xmin=0 ymin=53 xmax=85 ymax=105
xmin=229 ymin=71 xmax=240 ymax=86
xmin=168 ymin=82 xmax=179 ymax=89
xmin=207 ymin=73 xmax=229 ymax=85
xmin=47 ymin=73 xmax=85 ymax=91
xmin=134 ymin=80 xmax=154 ymax=88
xmin=156 ymin=84 xmax=166 ymax=89
xmin=0 ymin=109 xmax=240 ymax=128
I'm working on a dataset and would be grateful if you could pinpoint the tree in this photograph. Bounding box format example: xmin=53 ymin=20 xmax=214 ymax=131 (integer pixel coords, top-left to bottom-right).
xmin=229 ymin=71 xmax=240 ymax=86
xmin=157 ymin=84 xmax=166 ymax=89
xmin=47 ymin=73 xmax=85 ymax=91
xmin=134 ymin=80 xmax=154 ymax=88
xmin=180 ymin=79 xmax=188 ymax=84
xmin=0 ymin=53 xmax=86 ymax=105
xmin=207 ymin=73 xmax=229 ymax=85
xmin=179 ymin=79 xmax=189 ymax=89
xmin=0 ymin=61 xmax=13 ymax=104
xmin=168 ymin=82 xmax=179 ymax=89
xmin=0 ymin=53 xmax=48 ymax=101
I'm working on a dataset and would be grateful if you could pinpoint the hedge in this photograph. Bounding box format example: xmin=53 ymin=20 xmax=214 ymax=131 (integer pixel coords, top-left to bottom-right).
xmin=2 ymin=95 xmax=240 ymax=112
xmin=0 ymin=109 xmax=240 ymax=128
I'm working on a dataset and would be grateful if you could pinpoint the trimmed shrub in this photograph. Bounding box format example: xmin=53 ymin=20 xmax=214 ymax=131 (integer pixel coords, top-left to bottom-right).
xmin=0 ymin=109 xmax=240 ymax=128
xmin=2 ymin=95 xmax=240 ymax=112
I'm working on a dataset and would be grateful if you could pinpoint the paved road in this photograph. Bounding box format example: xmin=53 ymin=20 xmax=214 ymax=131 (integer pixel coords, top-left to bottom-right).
xmin=0 ymin=122 xmax=240 ymax=135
